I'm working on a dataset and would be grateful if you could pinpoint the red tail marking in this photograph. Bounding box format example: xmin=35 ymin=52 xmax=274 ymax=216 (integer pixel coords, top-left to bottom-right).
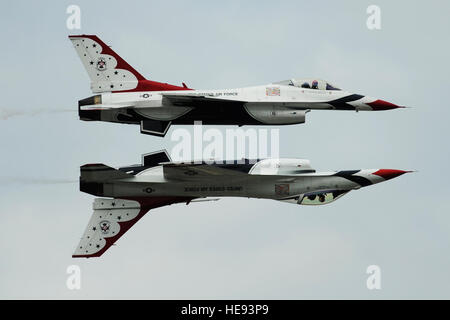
xmin=68 ymin=35 xmax=193 ymax=92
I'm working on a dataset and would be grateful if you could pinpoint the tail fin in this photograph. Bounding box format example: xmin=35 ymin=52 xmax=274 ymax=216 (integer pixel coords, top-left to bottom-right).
xmin=73 ymin=196 xmax=193 ymax=258
xmin=69 ymin=35 xmax=145 ymax=93
xmin=69 ymin=34 xmax=191 ymax=93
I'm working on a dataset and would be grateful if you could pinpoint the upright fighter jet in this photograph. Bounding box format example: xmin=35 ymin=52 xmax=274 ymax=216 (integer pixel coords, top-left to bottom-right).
xmin=69 ymin=35 xmax=404 ymax=137
xmin=73 ymin=150 xmax=410 ymax=258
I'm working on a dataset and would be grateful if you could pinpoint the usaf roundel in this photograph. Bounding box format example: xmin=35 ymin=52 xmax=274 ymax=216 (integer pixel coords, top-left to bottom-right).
xmin=96 ymin=57 xmax=107 ymax=71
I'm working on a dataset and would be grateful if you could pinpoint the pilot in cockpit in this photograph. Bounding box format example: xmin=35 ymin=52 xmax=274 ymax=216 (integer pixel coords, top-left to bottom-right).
xmin=301 ymin=82 xmax=310 ymax=89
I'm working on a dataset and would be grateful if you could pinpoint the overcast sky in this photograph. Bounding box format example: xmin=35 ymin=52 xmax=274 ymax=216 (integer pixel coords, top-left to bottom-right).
xmin=1 ymin=0 xmax=449 ymax=299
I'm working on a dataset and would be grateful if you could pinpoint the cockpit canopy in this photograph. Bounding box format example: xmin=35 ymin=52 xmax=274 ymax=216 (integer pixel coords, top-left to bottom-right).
xmin=274 ymin=78 xmax=341 ymax=91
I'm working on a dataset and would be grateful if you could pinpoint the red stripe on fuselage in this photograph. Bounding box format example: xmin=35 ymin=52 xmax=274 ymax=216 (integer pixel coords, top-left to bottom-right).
xmin=113 ymin=79 xmax=192 ymax=93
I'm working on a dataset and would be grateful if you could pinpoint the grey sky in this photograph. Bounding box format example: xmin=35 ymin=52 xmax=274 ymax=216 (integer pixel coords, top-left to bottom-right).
xmin=0 ymin=0 xmax=449 ymax=299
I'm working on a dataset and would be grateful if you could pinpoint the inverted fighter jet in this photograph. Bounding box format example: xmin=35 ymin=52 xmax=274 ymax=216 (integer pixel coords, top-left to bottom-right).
xmin=73 ymin=150 xmax=410 ymax=258
xmin=69 ymin=35 xmax=404 ymax=137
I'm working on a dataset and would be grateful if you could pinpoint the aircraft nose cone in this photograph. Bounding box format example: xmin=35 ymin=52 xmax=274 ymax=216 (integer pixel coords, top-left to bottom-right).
xmin=366 ymin=99 xmax=405 ymax=110
xmin=372 ymin=169 xmax=411 ymax=180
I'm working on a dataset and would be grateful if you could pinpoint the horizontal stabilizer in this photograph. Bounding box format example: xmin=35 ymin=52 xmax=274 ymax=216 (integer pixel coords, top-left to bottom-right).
xmin=142 ymin=150 xmax=171 ymax=167
xmin=81 ymin=164 xmax=130 ymax=181
xmin=140 ymin=119 xmax=171 ymax=136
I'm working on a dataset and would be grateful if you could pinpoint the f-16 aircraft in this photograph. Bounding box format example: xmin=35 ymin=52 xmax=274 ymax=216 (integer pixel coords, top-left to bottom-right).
xmin=69 ymin=35 xmax=404 ymax=137
xmin=73 ymin=150 xmax=410 ymax=258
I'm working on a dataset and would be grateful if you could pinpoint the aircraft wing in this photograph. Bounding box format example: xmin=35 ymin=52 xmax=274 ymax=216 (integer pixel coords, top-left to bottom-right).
xmin=163 ymin=162 xmax=248 ymax=181
xmin=72 ymin=196 xmax=192 ymax=258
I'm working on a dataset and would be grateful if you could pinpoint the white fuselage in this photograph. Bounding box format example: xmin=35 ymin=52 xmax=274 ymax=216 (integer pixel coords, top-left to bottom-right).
xmin=98 ymin=84 xmax=376 ymax=121
xmin=101 ymin=164 xmax=384 ymax=201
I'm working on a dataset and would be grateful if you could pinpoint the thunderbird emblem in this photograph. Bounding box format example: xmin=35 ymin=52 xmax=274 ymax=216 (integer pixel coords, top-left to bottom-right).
xmin=99 ymin=220 xmax=110 ymax=234
xmin=96 ymin=57 xmax=107 ymax=71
